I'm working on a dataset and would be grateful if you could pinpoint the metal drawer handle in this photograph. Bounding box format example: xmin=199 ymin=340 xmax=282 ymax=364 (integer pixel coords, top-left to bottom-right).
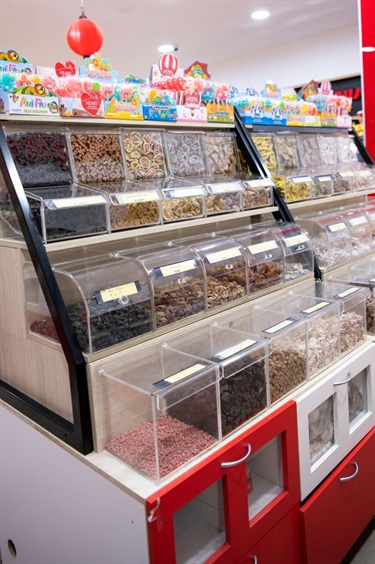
xmin=334 ymin=371 xmax=355 ymax=386
xmin=340 ymin=461 xmax=359 ymax=482
xmin=221 ymin=444 xmax=251 ymax=468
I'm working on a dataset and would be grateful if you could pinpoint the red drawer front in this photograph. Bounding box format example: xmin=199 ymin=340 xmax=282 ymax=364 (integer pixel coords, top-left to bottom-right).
xmin=239 ymin=505 xmax=302 ymax=564
xmin=300 ymin=427 xmax=375 ymax=564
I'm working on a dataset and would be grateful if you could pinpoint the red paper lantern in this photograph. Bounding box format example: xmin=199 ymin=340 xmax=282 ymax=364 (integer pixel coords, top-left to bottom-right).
xmin=66 ymin=16 xmax=103 ymax=58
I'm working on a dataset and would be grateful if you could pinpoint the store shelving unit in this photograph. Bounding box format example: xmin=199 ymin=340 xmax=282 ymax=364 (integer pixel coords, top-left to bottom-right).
xmin=0 ymin=113 xmax=374 ymax=564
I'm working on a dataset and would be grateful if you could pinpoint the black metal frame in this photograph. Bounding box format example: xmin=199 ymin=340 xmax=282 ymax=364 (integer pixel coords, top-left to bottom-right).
xmin=0 ymin=125 xmax=93 ymax=454
xmin=233 ymin=109 xmax=322 ymax=280
xmin=351 ymin=127 xmax=374 ymax=165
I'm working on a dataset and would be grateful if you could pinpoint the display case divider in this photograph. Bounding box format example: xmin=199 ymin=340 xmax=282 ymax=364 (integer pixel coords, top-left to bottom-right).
xmin=0 ymin=124 xmax=93 ymax=455
xmin=351 ymin=127 xmax=374 ymax=165
xmin=233 ymin=114 xmax=323 ymax=280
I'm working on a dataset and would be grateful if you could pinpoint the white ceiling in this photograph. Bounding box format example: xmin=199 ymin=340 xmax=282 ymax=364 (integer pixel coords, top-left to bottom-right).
xmin=0 ymin=0 xmax=359 ymax=79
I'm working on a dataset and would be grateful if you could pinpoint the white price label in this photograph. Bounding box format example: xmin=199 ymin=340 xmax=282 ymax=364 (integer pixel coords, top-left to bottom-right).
xmin=206 ymin=248 xmax=242 ymax=264
xmin=214 ymin=338 xmax=257 ymax=361
xmin=157 ymin=260 xmax=197 ymax=277
xmin=349 ymin=216 xmax=367 ymax=226
xmin=248 ymin=240 xmax=279 ymax=255
xmin=327 ymin=222 xmax=347 ymax=233
xmin=264 ymin=317 xmax=299 ymax=334
xmin=301 ymin=301 xmax=330 ymax=315
xmin=316 ymin=176 xmax=332 ymax=182
xmin=358 ymin=170 xmax=372 ymax=178
xmin=166 ymin=187 xmax=203 ymax=198
xmin=208 ymin=182 xmax=242 ymax=194
xmin=115 ymin=191 xmax=159 ymax=204
xmin=338 ymin=171 xmax=355 ymax=178
xmin=51 ymin=195 xmax=106 ymax=208
xmin=99 ymin=282 xmax=139 ymax=303
xmin=284 ymin=233 xmax=309 ymax=247
xmin=153 ymin=363 xmax=207 ymax=388
xmin=244 ymin=179 xmax=274 ymax=189
xmin=335 ymin=287 xmax=360 ymax=299
xmin=291 ymin=176 xmax=312 ymax=184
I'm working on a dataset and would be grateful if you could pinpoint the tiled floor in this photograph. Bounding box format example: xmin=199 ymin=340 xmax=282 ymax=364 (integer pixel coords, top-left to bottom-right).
xmin=342 ymin=518 xmax=375 ymax=563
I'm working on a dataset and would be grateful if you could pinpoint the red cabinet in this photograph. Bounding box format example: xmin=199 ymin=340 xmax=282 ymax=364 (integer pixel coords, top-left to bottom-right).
xmin=146 ymin=401 xmax=300 ymax=564
xmin=300 ymin=426 xmax=375 ymax=564
xmin=240 ymin=505 xmax=302 ymax=564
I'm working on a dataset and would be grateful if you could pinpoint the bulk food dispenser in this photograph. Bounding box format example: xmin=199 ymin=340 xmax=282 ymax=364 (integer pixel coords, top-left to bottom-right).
xmin=164 ymin=322 xmax=269 ymax=436
xmin=95 ymin=341 xmax=220 ymax=481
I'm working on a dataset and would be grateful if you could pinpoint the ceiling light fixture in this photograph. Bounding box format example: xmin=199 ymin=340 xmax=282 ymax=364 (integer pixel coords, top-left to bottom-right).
xmin=362 ymin=46 xmax=375 ymax=52
xmin=251 ymin=10 xmax=270 ymax=20
xmin=158 ymin=44 xmax=176 ymax=53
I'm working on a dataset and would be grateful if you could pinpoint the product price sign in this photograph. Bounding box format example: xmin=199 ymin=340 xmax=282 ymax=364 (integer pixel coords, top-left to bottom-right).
xmin=213 ymin=338 xmax=257 ymax=361
xmin=50 ymin=195 xmax=106 ymax=209
xmin=95 ymin=280 xmax=142 ymax=304
xmin=208 ymin=182 xmax=242 ymax=194
xmin=248 ymin=239 xmax=279 ymax=256
xmin=334 ymin=287 xmax=360 ymax=299
xmin=166 ymin=187 xmax=204 ymax=199
xmin=316 ymin=175 xmax=333 ymax=183
xmin=291 ymin=175 xmax=312 ymax=184
xmin=243 ymin=179 xmax=274 ymax=189
xmin=153 ymin=363 xmax=207 ymax=388
xmin=338 ymin=171 xmax=355 ymax=178
xmin=206 ymin=248 xmax=242 ymax=264
xmin=264 ymin=317 xmax=299 ymax=334
xmin=327 ymin=222 xmax=347 ymax=233
xmin=115 ymin=191 xmax=159 ymax=204
xmin=301 ymin=301 xmax=331 ymax=315
xmin=283 ymin=232 xmax=309 ymax=253
xmin=155 ymin=259 xmax=197 ymax=278
xmin=349 ymin=215 xmax=367 ymax=227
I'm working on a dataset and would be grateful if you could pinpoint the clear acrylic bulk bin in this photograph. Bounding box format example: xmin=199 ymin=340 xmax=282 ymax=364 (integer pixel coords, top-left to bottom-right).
xmin=335 ymin=133 xmax=358 ymax=165
xmin=121 ymin=128 xmax=168 ymax=181
xmin=264 ymin=292 xmax=341 ymax=378
xmin=232 ymin=228 xmax=284 ymax=295
xmin=221 ymin=305 xmax=308 ymax=405
xmin=250 ymin=133 xmax=278 ymax=172
xmin=272 ymin=170 xmax=312 ymax=203
xmin=329 ymin=256 xmax=375 ymax=337
xmin=25 ymin=185 xmax=110 ymax=242
xmin=4 ymin=125 xmax=74 ymax=188
xmin=339 ymin=209 xmax=373 ymax=257
xmin=51 ymin=255 xmax=153 ymax=354
xmin=297 ymin=215 xmax=352 ymax=268
xmin=85 ymin=180 xmax=162 ymax=230
xmin=241 ymin=177 xmax=274 ymax=210
xmin=297 ymin=280 xmax=367 ymax=355
xmin=165 ymin=322 xmax=269 ymax=436
xmin=69 ymin=129 xmax=126 ymax=184
xmin=164 ymin=130 xmax=207 ymax=177
xmin=309 ymin=173 xmax=333 ymax=199
xmin=135 ymin=246 xmax=206 ymax=328
xmin=271 ymin=222 xmax=314 ymax=281
xmin=364 ymin=203 xmax=375 ymax=246
xmin=161 ymin=178 xmax=206 ymax=222
xmin=332 ymin=170 xmax=354 ymax=194
xmin=297 ymin=134 xmax=321 ymax=168
xmin=204 ymin=175 xmax=243 ymax=215
xmin=273 ymin=134 xmax=301 ymax=170
xmin=189 ymin=236 xmax=248 ymax=309
xmin=96 ymin=342 xmax=220 ymax=482
xmin=317 ymin=135 xmax=339 ymax=168
xmin=203 ymin=131 xmax=241 ymax=175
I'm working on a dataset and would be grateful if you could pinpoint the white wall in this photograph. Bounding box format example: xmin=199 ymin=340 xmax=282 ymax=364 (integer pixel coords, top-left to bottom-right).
xmin=210 ymin=23 xmax=361 ymax=92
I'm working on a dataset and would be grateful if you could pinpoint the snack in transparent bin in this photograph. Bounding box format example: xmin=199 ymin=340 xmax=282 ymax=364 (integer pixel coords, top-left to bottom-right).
xmin=70 ymin=130 xmax=125 ymax=183
xmin=297 ymin=135 xmax=321 ymax=168
xmin=273 ymin=134 xmax=300 ymax=169
xmin=203 ymin=131 xmax=241 ymax=175
xmin=122 ymin=129 xmax=167 ymax=181
xmin=251 ymin=134 xmax=277 ymax=171
xmin=164 ymin=131 xmax=207 ymax=177
xmin=317 ymin=135 xmax=339 ymax=167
